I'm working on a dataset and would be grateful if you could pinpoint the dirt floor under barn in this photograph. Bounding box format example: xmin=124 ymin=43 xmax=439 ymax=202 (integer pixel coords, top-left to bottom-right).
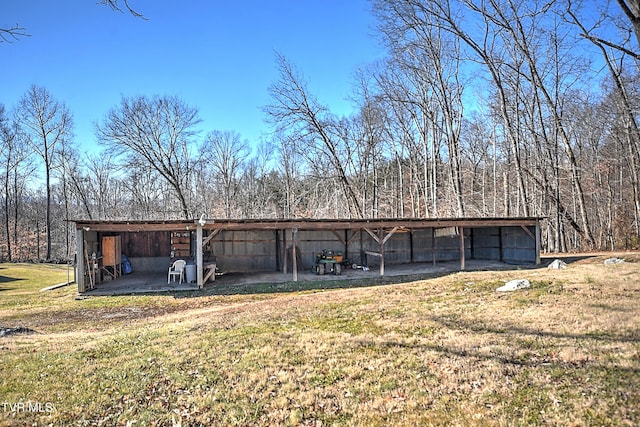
xmin=80 ymin=258 xmax=550 ymax=296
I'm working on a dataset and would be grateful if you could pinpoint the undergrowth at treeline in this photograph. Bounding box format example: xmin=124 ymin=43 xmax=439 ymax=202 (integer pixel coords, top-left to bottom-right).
xmin=0 ymin=257 xmax=639 ymax=426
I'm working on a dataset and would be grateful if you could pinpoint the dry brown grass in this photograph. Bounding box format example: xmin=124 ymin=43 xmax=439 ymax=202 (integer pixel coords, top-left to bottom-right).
xmin=1 ymin=254 xmax=639 ymax=426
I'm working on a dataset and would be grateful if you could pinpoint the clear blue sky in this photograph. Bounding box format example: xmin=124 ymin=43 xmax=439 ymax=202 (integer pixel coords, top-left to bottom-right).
xmin=1 ymin=0 xmax=382 ymax=153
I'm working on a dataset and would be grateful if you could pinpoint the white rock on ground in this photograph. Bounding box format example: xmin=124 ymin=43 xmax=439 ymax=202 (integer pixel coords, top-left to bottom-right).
xmin=548 ymin=259 xmax=567 ymax=269
xmin=496 ymin=279 xmax=531 ymax=292
xmin=604 ymin=257 xmax=625 ymax=265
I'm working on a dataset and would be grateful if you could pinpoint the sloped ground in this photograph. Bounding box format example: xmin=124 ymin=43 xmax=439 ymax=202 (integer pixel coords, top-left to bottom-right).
xmin=0 ymin=254 xmax=638 ymax=426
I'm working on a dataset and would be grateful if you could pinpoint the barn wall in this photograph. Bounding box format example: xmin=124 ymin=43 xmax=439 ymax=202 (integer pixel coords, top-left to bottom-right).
xmin=117 ymin=225 xmax=536 ymax=273
xmin=294 ymin=229 xmax=345 ymax=270
xmin=501 ymin=226 xmax=537 ymax=264
xmin=209 ymin=230 xmax=278 ymax=272
xmin=470 ymin=226 xmax=537 ymax=264
xmin=119 ymin=231 xmax=172 ymax=272
xmin=128 ymin=257 xmax=169 ymax=272
xmin=471 ymin=227 xmax=501 ymax=260
xmin=205 ymin=228 xmax=475 ymax=272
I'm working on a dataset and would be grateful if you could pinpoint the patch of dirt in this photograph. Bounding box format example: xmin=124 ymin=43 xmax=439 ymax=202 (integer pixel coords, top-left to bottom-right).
xmin=43 ymin=305 xmax=187 ymax=327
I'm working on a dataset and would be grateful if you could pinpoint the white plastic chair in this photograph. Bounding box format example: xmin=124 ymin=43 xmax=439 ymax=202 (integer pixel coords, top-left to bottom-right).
xmin=168 ymin=259 xmax=187 ymax=284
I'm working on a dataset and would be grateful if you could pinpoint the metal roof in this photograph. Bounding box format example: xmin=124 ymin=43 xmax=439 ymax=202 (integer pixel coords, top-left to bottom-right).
xmin=73 ymin=217 xmax=541 ymax=232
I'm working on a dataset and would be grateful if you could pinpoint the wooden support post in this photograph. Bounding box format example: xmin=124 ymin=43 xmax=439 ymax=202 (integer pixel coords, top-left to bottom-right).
xmin=409 ymin=230 xmax=414 ymax=263
xmin=76 ymin=230 xmax=85 ymax=292
xmin=275 ymin=230 xmax=281 ymax=271
xmin=499 ymin=227 xmax=504 ymax=262
xmin=359 ymin=229 xmax=364 ymax=267
xmin=283 ymin=229 xmax=288 ymax=274
xmin=292 ymin=228 xmax=298 ymax=282
xmin=344 ymin=229 xmax=349 ymax=262
xmin=432 ymin=228 xmax=437 ymax=267
xmin=364 ymin=227 xmax=398 ymax=277
xmin=459 ymin=226 xmax=465 ymax=271
xmin=380 ymin=236 xmax=385 ymax=277
xmin=535 ymin=219 xmax=541 ymax=265
xmin=197 ymin=223 xmax=204 ymax=289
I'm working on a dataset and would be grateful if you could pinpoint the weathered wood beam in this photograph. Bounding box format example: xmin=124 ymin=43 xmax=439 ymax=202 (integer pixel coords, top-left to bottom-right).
xmin=203 ymin=264 xmax=217 ymax=283
xmin=197 ymin=224 xmax=203 ymax=288
xmin=202 ymin=228 xmax=221 ymax=247
xmin=74 ymin=217 xmax=541 ymax=233
xmin=283 ymin=229 xmax=287 ymax=274
xmin=74 ymin=222 xmax=196 ymax=232
xmin=292 ymin=228 xmax=298 ymax=282
xmin=520 ymin=225 xmax=535 ymax=241
xmin=363 ymin=227 xmax=380 ymax=244
xmin=76 ymin=231 xmax=85 ymax=292
xmin=382 ymin=227 xmax=399 ymax=245
xmin=432 ymin=228 xmax=436 ymax=266
xmin=346 ymin=230 xmax=357 ymax=243
xmin=365 ymin=249 xmax=385 ymax=276
xmin=330 ymin=229 xmax=346 ymax=245
xmin=459 ymin=226 xmax=465 ymax=271
xmin=535 ymin=219 xmax=541 ymax=265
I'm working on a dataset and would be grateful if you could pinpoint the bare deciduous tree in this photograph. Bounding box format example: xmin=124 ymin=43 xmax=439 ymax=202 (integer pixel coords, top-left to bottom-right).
xmin=97 ymin=95 xmax=200 ymax=220
xmin=201 ymin=130 xmax=249 ymax=219
xmin=15 ymin=85 xmax=73 ymax=260
xmin=566 ymin=0 xmax=640 ymax=243
xmin=265 ymin=53 xmax=364 ymax=218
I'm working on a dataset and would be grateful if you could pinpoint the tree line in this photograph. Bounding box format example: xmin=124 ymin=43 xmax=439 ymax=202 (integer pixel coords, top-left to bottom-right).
xmin=2 ymin=0 xmax=640 ymax=261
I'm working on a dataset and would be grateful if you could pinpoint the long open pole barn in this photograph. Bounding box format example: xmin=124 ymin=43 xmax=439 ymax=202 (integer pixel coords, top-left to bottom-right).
xmin=73 ymin=217 xmax=541 ymax=294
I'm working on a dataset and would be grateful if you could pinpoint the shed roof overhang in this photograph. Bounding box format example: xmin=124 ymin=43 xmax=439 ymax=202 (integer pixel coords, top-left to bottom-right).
xmin=73 ymin=217 xmax=541 ymax=233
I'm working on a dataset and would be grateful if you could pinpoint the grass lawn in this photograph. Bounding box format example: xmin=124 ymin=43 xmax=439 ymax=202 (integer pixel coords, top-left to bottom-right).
xmin=1 ymin=255 xmax=639 ymax=426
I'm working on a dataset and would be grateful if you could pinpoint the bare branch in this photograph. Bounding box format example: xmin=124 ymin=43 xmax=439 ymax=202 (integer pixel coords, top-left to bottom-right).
xmin=2 ymin=1 xmax=145 ymax=45
xmin=583 ymin=32 xmax=640 ymax=60
xmin=0 ymin=24 xmax=30 ymax=43
xmin=565 ymin=0 xmax=640 ymax=59
xmin=98 ymin=0 xmax=148 ymax=19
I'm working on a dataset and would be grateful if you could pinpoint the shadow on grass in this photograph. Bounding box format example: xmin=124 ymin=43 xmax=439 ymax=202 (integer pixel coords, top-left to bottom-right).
xmin=0 ymin=275 xmax=22 ymax=284
xmin=427 ymin=313 xmax=640 ymax=344
xmin=539 ymin=254 xmax=597 ymax=266
xmin=0 ymin=275 xmax=23 ymax=292
xmin=353 ymin=312 xmax=640 ymax=374
xmin=171 ymin=268 xmax=503 ymax=299
xmin=355 ymin=335 xmax=640 ymax=375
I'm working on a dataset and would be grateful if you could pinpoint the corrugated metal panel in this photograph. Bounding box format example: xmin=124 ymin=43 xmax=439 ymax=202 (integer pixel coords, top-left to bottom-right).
xmin=204 ymin=224 xmax=538 ymax=272
xmin=383 ymin=232 xmax=411 ymax=263
xmin=471 ymin=227 xmax=501 ymax=260
xmin=435 ymin=235 xmax=463 ymax=262
xmin=501 ymin=226 xmax=536 ymax=264
xmin=209 ymin=230 xmax=277 ymax=272
xmin=412 ymin=229 xmax=434 ymax=262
